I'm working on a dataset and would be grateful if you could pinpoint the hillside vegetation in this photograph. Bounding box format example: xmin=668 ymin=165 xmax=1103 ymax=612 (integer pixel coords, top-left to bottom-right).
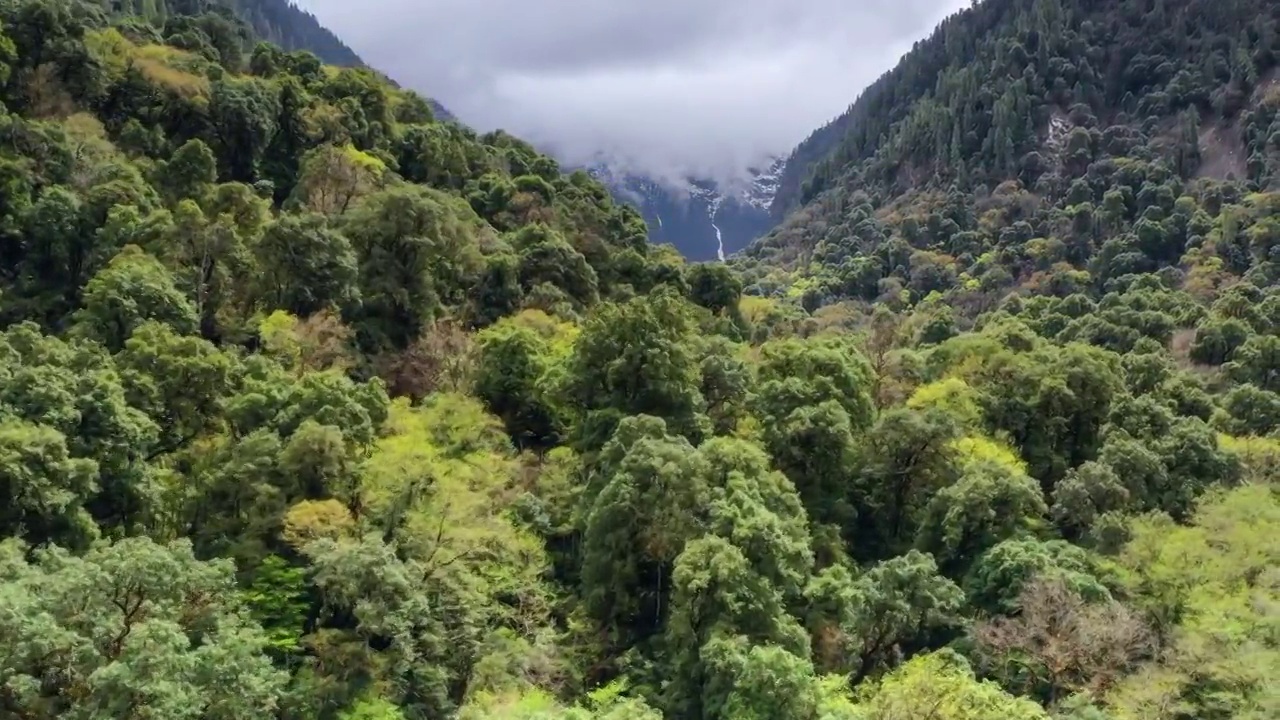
xmin=759 ymin=0 xmax=1279 ymax=266
xmin=103 ymin=0 xmax=361 ymax=65
xmin=0 ymin=1 xmax=1277 ymax=720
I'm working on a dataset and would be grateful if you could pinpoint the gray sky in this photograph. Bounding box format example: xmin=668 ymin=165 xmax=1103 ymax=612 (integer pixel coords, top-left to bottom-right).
xmin=297 ymin=0 xmax=971 ymax=185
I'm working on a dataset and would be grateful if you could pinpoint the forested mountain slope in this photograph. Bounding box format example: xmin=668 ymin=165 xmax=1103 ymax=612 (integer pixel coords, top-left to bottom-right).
xmin=756 ymin=0 xmax=1280 ymax=271
xmin=101 ymin=0 xmax=360 ymax=65
xmin=0 ymin=1 xmax=1277 ymax=720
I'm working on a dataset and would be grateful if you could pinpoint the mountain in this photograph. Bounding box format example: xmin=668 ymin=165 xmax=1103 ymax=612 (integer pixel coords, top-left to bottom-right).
xmin=4 ymin=2 xmax=1279 ymax=720
xmin=222 ymin=0 xmax=455 ymax=120
xmin=743 ymin=0 xmax=1280 ymax=285
xmin=585 ymin=159 xmax=785 ymax=261
xmin=102 ymin=0 xmax=359 ymax=64
xmin=102 ymin=0 xmax=456 ymax=119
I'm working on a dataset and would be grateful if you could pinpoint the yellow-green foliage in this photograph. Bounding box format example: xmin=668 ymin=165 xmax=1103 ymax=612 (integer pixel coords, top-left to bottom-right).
xmin=337 ymin=693 xmax=407 ymax=720
xmin=85 ymin=28 xmax=133 ymax=79
xmin=458 ymin=688 xmax=563 ymax=720
xmin=738 ymin=295 xmax=778 ymax=326
xmin=926 ymin=333 xmax=1010 ymax=381
xmin=814 ymin=674 xmax=860 ymax=719
xmin=1243 ymin=191 xmax=1280 ymax=216
xmin=458 ymin=681 xmax=663 ymax=720
xmin=950 ymin=434 xmax=1028 ymax=475
xmin=907 ymin=377 xmax=982 ymax=428
xmin=786 ymin=275 xmax=821 ymax=299
xmin=1109 ymin=485 xmax=1280 ymax=720
xmin=258 ymin=310 xmax=303 ymax=367
xmin=506 ymin=308 xmax=580 ymax=357
xmin=346 ymin=144 xmax=386 ymax=173
xmin=359 ymin=395 xmax=551 ymax=626
xmin=131 ymin=44 xmax=212 ymax=99
xmin=59 ymin=112 xmax=123 ymax=174
xmin=850 ymin=650 xmax=1049 ymax=719
xmin=1217 ymin=433 xmax=1280 ymax=485
xmin=293 ymin=143 xmax=389 ymax=215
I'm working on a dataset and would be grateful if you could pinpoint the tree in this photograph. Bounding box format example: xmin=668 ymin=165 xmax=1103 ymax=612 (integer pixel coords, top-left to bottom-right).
xmin=0 ymin=419 xmax=98 ymax=548
xmin=973 ymin=577 xmax=1152 ymax=704
xmin=9 ymin=185 xmax=94 ymax=325
xmin=508 ymin=223 xmax=599 ymax=307
xmin=805 ymin=551 xmax=965 ymax=683
xmin=977 ymin=343 xmax=1122 ymax=490
xmin=664 ymin=536 xmax=811 ymax=720
xmin=853 ymin=407 xmax=962 ymax=558
xmin=686 ymin=262 xmax=742 ymax=315
xmin=375 ymin=317 xmax=476 ymax=401
xmin=0 ymin=322 xmax=159 ymax=531
xmin=1225 ymin=334 xmax=1280 ymax=392
xmin=698 ymin=638 xmax=820 ymax=720
xmin=754 ymin=335 xmax=875 ymax=530
xmin=474 ymin=317 xmax=563 ymax=450
xmin=0 ymin=536 xmax=287 ymax=719
xmin=579 ymin=417 xmax=701 ymax=645
xmin=156 ymin=138 xmax=217 ymax=204
xmin=208 ymin=76 xmax=280 ymax=181
xmin=1109 ymin=485 xmax=1279 ymax=720
xmin=964 ymin=539 xmax=1114 ymax=616
xmin=916 ymin=459 xmax=1048 ymax=574
xmin=343 ymin=186 xmax=482 ymax=351
xmin=849 ymin=650 xmax=1050 ymax=720
xmin=71 ymin=245 xmax=196 ymax=351
xmin=697 ymin=335 xmax=753 ymax=436
xmin=154 ymin=199 xmax=255 ymax=341
xmin=290 ymin=142 xmax=387 ymax=216
xmin=1050 ymin=461 xmax=1130 ymax=540
xmin=558 ymin=288 xmax=707 ymax=449
xmin=117 ymin=321 xmax=234 ymax=456
xmin=255 ymin=212 xmax=360 ymax=316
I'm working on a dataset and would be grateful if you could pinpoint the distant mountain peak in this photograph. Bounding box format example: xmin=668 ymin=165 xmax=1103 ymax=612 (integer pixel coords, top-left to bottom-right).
xmin=583 ymin=157 xmax=786 ymax=262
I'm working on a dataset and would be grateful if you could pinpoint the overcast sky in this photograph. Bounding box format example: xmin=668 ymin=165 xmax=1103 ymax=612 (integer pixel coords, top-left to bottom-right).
xmin=296 ymin=0 xmax=971 ymax=185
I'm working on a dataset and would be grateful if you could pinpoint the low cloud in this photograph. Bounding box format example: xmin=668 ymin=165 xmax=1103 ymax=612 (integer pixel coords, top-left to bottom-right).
xmin=298 ymin=0 xmax=970 ymax=184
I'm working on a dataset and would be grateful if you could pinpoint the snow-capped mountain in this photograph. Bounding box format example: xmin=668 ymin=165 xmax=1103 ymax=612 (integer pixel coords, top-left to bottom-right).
xmin=585 ymin=158 xmax=786 ymax=262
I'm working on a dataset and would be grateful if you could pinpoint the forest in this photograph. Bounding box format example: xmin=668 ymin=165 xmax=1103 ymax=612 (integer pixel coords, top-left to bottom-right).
xmin=0 ymin=0 xmax=1276 ymax=719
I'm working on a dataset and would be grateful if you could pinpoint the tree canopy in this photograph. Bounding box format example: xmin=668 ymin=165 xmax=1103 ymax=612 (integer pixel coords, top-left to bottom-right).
xmin=0 ymin=1 xmax=1277 ymax=719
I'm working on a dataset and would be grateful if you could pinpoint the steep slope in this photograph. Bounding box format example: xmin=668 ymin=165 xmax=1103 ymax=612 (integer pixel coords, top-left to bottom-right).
xmin=3 ymin=4 xmax=1280 ymax=720
xmin=102 ymin=0 xmax=455 ymax=118
xmin=102 ymin=0 xmax=358 ymax=64
xmin=219 ymin=0 xmax=359 ymax=65
xmin=743 ymin=0 xmax=1280 ymax=285
xmin=588 ymin=159 xmax=784 ymax=261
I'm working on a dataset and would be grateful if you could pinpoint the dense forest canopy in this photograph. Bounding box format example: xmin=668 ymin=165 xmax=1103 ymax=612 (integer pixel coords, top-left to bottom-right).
xmin=103 ymin=0 xmax=362 ymax=65
xmin=0 ymin=1 xmax=1276 ymax=719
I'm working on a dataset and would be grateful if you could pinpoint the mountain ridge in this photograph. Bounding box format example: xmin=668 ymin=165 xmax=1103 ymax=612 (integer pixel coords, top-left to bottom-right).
xmin=740 ymin=0 xmax=1280 ymax=284
xmin=2 ymin=2 xmax=1278 ymax=720
xmin=582 ymin=158 xmax=785 ymax=261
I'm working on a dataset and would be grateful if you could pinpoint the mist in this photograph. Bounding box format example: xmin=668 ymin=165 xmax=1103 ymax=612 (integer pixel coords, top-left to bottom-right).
xmin=296 ymin=0 xmax=971 ymax=185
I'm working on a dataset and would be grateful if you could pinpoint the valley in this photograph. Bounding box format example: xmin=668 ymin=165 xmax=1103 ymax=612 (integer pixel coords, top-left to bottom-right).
xmin=0 ymin=1 xmax=1277 ymax=720
xmin=583 ymin=157 xmax=785 ymax=261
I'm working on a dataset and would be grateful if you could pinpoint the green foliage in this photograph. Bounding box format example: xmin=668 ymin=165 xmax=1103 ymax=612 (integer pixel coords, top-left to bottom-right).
xmin=848 ymin=650 xmax=1051 ymax=720
xmin=965 ymin=538 xmax=1115 ymax=616
xmin=558 ymin=288 xmax=708 ymax=449
xmin=916 ymin=459 xmax=1048 ymax=573
xmin=242 ymin=553 xmax=310 ymax=656
xmin=0 ymin=536 xmax=288 ymax=719
xmin=805 ymin=550 xmax=965 ymax=683
xmin=72 ymin=244 xmax=197 ymax=350
xmin=474 ymin=313 xmax=567 ymax=449
xmin=0 ymin=2 xmax=1276 ymax=719
xmin=1110 ymin=486 xmax=1279 ymax=720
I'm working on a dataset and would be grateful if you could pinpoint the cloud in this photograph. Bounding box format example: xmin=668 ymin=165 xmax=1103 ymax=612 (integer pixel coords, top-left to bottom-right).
xmin=296 ymin=0 xmax=971 ymax=185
